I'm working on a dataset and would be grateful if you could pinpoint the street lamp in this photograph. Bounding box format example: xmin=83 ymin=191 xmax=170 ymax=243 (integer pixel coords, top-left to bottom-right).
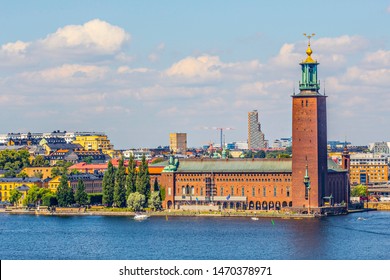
xmin=303 ymin=164 xmax=311 ymax=214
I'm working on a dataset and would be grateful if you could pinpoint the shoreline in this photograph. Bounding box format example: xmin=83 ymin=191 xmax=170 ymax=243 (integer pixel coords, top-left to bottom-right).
xmin=0 ymin=207 xmax=377 ymax=218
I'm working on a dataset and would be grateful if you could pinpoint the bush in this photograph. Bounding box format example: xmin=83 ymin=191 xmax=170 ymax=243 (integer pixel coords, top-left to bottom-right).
xmin=127 ymin=192 xmax=146 ymax=212
xmin=42 ymin=193 xmax=58 ymax=206
xmin=88 ymin=193 xmax=103 ymax=205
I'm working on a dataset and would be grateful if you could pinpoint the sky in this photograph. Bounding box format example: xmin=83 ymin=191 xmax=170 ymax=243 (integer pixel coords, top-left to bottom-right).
xmin=1 ymin=0 xmax=390 ymax=149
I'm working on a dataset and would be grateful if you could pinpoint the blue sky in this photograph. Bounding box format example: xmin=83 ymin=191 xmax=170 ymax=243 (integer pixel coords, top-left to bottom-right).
xmin=1 ymin=1 xmax=390 ymax=148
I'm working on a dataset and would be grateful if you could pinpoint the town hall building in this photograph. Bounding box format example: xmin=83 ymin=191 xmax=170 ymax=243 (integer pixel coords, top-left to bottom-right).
xmin=160 ymin=38 xmax=350 ymax=215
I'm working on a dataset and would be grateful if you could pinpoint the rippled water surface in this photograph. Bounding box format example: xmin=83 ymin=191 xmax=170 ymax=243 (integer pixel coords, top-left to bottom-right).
xmin=1 ymin=211 xmax=389 ymax=260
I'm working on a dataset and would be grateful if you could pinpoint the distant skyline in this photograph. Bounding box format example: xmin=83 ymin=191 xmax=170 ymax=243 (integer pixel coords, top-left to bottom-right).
xmin=1 ymin=1 xmax=390 ymax=149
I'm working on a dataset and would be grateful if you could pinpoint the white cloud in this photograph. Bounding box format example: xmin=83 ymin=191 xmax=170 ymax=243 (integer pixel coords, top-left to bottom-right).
xmin=364 ymin=49 xmax=390 ymax=66
xmin=1 ymin=41 xmax=30 ymax=55
xmin=315 ymin=35 xmax=368 ymax=53
xmin=165 ymin=55 xmax=223 ymax=80
xmin=117 ymin=66 xmax=151 ymax=74
xmin=20 ymin=64 xmax=109 ymax=85
xmin=40 ymin=19 xmax=130 ymax=54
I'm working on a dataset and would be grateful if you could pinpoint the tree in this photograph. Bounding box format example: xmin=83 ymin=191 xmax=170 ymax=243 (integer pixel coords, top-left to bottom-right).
xmin=88 ymin=193 xmax=103 ymax=205
xmin=74 ymin=179 xmax=88 ymax=205
xmin=148 ymin=191 xmax=162 ymax=211
xmin=102 ymin=161 xmax=115 ymax=207
xmin=255 ymin=150 xmax=266 ymax=158
xmin=56 ymin=173 xmax=74 ymax=207
xmin=127 ymin=192 xmax=146 ymax=212
xmin=16 ymin=171 xmax=29 ymax=178
xmin=114 ymin=158 xmax=127 ymax=207
xmin=125 ymin=154 xmax=137 ymax=197
xmin=9 ymin=189 xmax=22 ymax=206
xmin=153 ymin=178 xmax=159 ymax=192
xmin=32 ymin=155 xmax=49 ymax=167
xmin=33 ymin=171 xmax=43 ymax=179
xmin=23 ymin=185 xmax=51 ymax=206
xmin=83 ymin=156 xmax=93 ymax=164
xmin=51 ymin=161 xmax=73 ymax=178
xmin=135 ymin=154 xmax=151 ymax=204
xmin=351 ymin=184 xmax=368 ymax=197
xmin=42 ymin=193 xmax=58 ymax=206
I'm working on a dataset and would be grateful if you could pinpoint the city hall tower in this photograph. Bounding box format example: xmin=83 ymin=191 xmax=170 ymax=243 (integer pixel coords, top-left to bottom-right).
xmin=292 ymin=34 xmax=328 ymax=210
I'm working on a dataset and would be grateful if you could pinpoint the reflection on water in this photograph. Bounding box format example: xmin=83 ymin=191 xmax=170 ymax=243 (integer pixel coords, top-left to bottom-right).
xmin=0 ymin=211 xmax=389 ymax=260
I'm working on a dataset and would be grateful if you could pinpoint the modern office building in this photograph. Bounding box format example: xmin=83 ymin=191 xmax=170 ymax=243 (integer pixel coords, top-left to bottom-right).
xmin=248 ymin=110 xmax=266 ymax=150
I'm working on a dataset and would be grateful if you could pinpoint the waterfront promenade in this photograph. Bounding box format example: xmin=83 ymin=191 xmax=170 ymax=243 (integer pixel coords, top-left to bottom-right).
xmin=0 ymin=205 xmax=372 ymax=218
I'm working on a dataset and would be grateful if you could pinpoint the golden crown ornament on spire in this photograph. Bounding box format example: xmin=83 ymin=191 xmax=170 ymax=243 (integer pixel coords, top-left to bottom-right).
xmin=303 ymin=33 xmax=316 ymax=63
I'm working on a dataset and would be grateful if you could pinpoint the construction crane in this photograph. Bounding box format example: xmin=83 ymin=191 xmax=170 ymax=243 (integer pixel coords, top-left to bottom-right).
xmin=203 ymin=127 xmax=235 ymax=150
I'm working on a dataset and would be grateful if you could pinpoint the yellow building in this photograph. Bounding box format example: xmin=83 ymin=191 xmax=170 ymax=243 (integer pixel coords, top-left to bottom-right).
xmin=21 ymin=167 xmax=54 ymax=179
xmin=48 ymin=176 xmax=62 ymax=193
xmin=0 ymin=178 xmax=42 ymax=202
xmin=72 ymin=134 xmax=114 ymax=154
xmin=169 ymin=133 xmax=187 ymax=154
xmin=350 ymin=154 xmax=389 ymax=185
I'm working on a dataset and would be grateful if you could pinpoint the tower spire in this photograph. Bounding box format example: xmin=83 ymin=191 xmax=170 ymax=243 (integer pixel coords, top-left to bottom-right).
xmin=303 ymin=33 xmax=316 ymax=63
xmin=299 ymin=33 xmax=320 ymax=93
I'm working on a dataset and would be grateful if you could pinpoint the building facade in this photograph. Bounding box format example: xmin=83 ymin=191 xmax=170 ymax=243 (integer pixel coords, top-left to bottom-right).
xmin=248 ymin=110 xmax=266 ymax=150
xmin=349 ymin=153 xmax=388 ymax=185
xmin=160 ymin=39 xmax=349 ymax=215
xmin=169 ymin=133 xmax=187 ymax=154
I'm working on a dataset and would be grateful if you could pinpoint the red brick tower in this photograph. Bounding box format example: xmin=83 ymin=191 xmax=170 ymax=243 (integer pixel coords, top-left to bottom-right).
xmin=292 ymin=35 xmax=328 ymax=211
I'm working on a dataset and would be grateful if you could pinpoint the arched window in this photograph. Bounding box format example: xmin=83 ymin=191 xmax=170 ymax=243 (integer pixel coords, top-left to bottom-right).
xmin=263 ymin=186 xmax=266 ymax=197
xmin=220 ymin=187 xmax=224 ymax=196
xmin=286 ymin=186 xmax=290 ymax=197
xmin=241 ymin=187 xmax=245 ymax=196
xmin=252 ymin=187 xmax=255 ymax=196
xmin=274 ymin=186 xmax=277 ymax=197
xmin=231 ymin=186 xmax=234 ymax=195
xmin=191 ymin=186 xmax=194 ymax=195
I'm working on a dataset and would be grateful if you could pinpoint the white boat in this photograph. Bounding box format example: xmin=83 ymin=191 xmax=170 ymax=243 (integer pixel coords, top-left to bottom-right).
xmin=251 ymin=217 xmax=259 ymax=221
xmin=134 ymin=214 xmax=149 ymax=221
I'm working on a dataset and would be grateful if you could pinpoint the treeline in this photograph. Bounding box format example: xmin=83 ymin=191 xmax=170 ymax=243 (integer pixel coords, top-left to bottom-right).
xmin=101 ymin=155 xmax=162 ymax=211
xmin=0 ymin=150 xmax=50 ymax=177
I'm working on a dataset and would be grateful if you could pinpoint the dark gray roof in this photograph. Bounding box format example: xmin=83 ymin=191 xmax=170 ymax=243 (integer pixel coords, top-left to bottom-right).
xmin=0 ymin=177 xmax=42 ymax=183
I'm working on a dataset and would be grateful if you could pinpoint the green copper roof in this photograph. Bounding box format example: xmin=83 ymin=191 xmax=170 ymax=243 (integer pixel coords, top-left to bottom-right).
xmin=176 ymin=159 xmax=292 ymax=173
xmin=327 ymin=158 xmax=347 ymax=173
xmin=162 ymin=158 xmax=347 ymax=173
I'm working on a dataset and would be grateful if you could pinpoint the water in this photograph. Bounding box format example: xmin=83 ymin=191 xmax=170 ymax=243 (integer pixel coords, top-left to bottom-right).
xmin=1 ymin=211 xmax=389 ymax=260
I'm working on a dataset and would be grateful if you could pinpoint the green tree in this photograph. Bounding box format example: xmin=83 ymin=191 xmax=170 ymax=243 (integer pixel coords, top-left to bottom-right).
xmin=16 ymin=171 xmax=29 ymax=178
xmin=51 ymin=162 xmax=72 ymax=178
xmin=135 ymin=154 xmax=151 ymax=204
xmin=153 ymin=177 xmax=159 ymax=192
xmin=23 ymin=185 xmax=51 ymax=206
xmin=88 ymin=193 xmax=103 ymax=205
xmin=83 ymin=156 xmax=93 ymax=164
xmin=255 ymin=150 xmax=266 ymax=158
xmin=127 ymin=192 xmax=146 ymax=212
xmin=42 ymin=193 xmax=57 ymax=206
xmin=33 ymin=171 xmax=43 ymax=179
xmin=9 ymin=188 xmax=22 ymax=206
xmin=160 ymin=187 xmax=166 ymax=201
xmin=125 ymin=154 xmax=137 ymax=197
xmin=56 ymin=173 xmax=74 ymax=207
xmin=148 ymin=191 xmax=162 ymax=211
xmin=114 ymin=158 xmax=127 ymax=207
xmin=32 ymin=155 xmax=49 ymax=167
xmin=74 ymin=179 xmax=88 ymax=205
xmin=351 ymin=184 xmax=368 ymax=197
xmin=102 ymin=161 xmax=115 ymax=207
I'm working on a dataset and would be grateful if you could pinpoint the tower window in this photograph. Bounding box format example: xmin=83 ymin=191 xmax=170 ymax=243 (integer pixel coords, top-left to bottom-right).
xmin=306 ymin=100 xmax=308 ymax=107
xmin=301 ymin=100 xmax=304 ymax=107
